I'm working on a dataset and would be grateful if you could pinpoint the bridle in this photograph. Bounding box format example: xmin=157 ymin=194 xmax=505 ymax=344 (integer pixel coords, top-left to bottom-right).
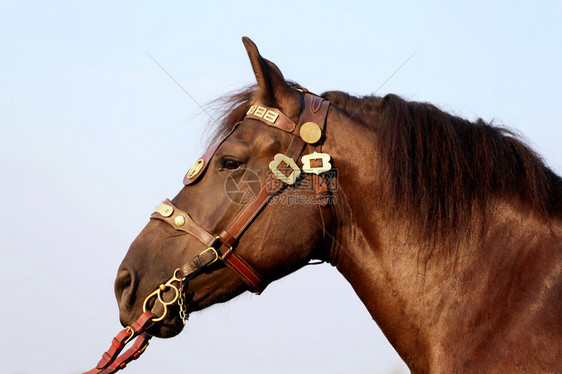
xmin=83 ymin=91 xmax=334 ymax=374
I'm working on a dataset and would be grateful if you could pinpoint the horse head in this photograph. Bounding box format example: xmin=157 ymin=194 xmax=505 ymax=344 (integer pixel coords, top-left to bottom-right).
xmin=114 ymin=37 xmax=335 ymax=338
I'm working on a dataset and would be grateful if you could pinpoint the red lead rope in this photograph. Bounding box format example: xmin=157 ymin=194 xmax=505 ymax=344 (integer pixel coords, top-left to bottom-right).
xmin=83 ymin=311 xmax=155 ymax=374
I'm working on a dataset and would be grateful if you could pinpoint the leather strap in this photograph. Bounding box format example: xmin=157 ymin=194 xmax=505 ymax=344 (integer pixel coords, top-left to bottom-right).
xmin=152 ymin=199 xmax=268 ymax=293
xmin=211 ymin=122 xmax=310 ymax=292
xmin=246 ymin=104 xmax=297 ymax=133
xmin=299 ymin=95 xmax=331 ymax=201
xmin=153 ymin=199 xmax=215 ymax=247
xmin=183 ymin=138 xmax=223 ymax=185
xmin=299 ymin=94 xmax=329 ymax=131
xmin=96 ymin=334 xmax=151 ymax=374
xmin=179 ymin=245 xmax=221 ymax=278
xmin=218 ymin=178 xmax=276 ymax=245
xmin=83 ymin=311 xmax=154 ymax=374
xmin=184 ymin=124 xmax=241 ymax=186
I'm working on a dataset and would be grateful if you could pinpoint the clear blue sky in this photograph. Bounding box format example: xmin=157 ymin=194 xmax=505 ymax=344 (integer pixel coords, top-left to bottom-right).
xmin=1 ymin=1 xmax=560 ymax=373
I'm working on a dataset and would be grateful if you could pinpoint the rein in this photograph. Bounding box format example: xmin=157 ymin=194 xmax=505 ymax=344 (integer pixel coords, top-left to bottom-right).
xmin=83 ymin=92 xmax=333 ymax=373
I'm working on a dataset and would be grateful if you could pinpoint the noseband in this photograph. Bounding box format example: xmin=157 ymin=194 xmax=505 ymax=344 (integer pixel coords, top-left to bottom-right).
xmin=84 ymin=91 xmax=333 ymax=374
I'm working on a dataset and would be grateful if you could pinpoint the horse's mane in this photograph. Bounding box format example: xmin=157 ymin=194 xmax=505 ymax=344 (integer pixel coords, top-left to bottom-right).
xmin=209 ymin=86 xmax=561 ymax=257
xmin=324 ymin=91 xmax=561 ymax=257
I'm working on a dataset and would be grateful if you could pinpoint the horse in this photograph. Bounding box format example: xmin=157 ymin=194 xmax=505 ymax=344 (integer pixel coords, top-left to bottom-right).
xmin=106 ymin=37 xmax=561 ymax=373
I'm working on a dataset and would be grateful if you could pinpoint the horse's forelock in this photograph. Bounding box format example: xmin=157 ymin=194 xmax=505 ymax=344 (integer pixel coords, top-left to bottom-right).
xmin=205 ymin=85 xmax=258 ymax=146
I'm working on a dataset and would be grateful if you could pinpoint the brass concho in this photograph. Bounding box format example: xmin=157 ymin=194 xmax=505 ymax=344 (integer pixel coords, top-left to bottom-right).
xmin=269 ymin=153 xmax=301 ymax=185
xmin=174 ymin=215 xmax=186 ymax=226
xmin=300 ymin=122 xmax=322 ymax=144
xmin=187 ymin=159 xmax=205 ymax=179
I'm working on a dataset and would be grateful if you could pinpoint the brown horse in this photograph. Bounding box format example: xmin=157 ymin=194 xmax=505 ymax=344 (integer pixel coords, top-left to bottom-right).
xmin=114 ymin=37 xmax=562 ymax=372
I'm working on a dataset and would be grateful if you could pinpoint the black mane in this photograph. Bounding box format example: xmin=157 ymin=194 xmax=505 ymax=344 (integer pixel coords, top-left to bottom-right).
xmin=324 ymin=91 xmax=561 ymax=254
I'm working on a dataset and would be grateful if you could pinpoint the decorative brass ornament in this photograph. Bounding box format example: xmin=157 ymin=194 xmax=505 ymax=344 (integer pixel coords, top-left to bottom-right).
xmin=247 ymin=105 xmax=279 ymax=124
xmin=187 ymin=159 xmax=205 ymax=179
xmin=301 ymin=151 xmax=332 ymax=175
xmin=254 ymin=106 xmax=267 ymax=117
xmin=300 ymin=122 xmax=322 ymax=144
xmin=268 ymin=153 xmax=301 ymax=185
xmin=154 ymin=202 xmax=174 ymax=217
xmin=174 ymin=215 xmax=186 ymax=226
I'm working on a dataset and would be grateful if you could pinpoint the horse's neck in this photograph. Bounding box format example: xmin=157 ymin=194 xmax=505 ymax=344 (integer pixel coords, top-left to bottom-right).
xmin=325 ymin=111 xmax=562 ymax=371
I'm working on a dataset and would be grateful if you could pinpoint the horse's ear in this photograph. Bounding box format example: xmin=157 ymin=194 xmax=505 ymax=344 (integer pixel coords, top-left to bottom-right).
xmin=242 ymin=37 xmax=301 ymax=119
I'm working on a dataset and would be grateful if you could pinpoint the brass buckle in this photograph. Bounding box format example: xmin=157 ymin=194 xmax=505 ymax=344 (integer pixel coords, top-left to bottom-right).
xmin=199 ymin=247 xmax=219 ymax=266
xmin=212 ymin=236 xmax=234 ymax=261
xmin=123 ymin=326 xmax=135 ymax=345
xmin=138 ymin=341 xmax=150 ymax=355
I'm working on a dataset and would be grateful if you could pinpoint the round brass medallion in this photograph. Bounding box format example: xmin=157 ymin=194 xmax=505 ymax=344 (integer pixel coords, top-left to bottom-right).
xmin=300 ymin=122 xmax=322 ymax=144
xmin=187 ymin=159 xmax=205 ymax=179
xmin=174 ymin=215 xmax=186 ymax=226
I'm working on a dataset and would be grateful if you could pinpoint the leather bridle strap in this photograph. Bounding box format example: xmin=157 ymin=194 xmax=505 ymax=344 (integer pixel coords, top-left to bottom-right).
xmin=153 ymin=198 xmax=267 ymax=293
xmin=83 ymin=311 xmax=154 ymax=374
xmin=298 ymin=93 xmax=331 ymax=200
xmin=217 ymin=114 xmax=310 ymax=246
xmin=153 ymin=200 xmax=215 ymax=246
xmin=211 ymin=113 xmax=310 ymax=291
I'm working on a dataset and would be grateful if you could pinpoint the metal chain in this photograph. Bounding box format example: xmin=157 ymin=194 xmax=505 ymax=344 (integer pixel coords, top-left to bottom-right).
xmin=178 ymin=279 xmax=189 ymax=325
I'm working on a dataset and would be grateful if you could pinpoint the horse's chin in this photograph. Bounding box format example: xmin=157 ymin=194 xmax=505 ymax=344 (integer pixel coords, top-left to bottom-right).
xmin=147 ymin=315 xmax=186 ymax=338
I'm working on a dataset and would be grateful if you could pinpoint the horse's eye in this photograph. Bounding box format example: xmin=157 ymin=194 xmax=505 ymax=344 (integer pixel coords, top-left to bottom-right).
xmin=222 ymin=159 xmax=242 ymax=170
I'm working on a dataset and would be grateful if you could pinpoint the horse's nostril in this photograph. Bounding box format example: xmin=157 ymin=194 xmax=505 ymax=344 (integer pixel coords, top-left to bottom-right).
xmin=115 ymin=267 xmax=138 ymax=310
